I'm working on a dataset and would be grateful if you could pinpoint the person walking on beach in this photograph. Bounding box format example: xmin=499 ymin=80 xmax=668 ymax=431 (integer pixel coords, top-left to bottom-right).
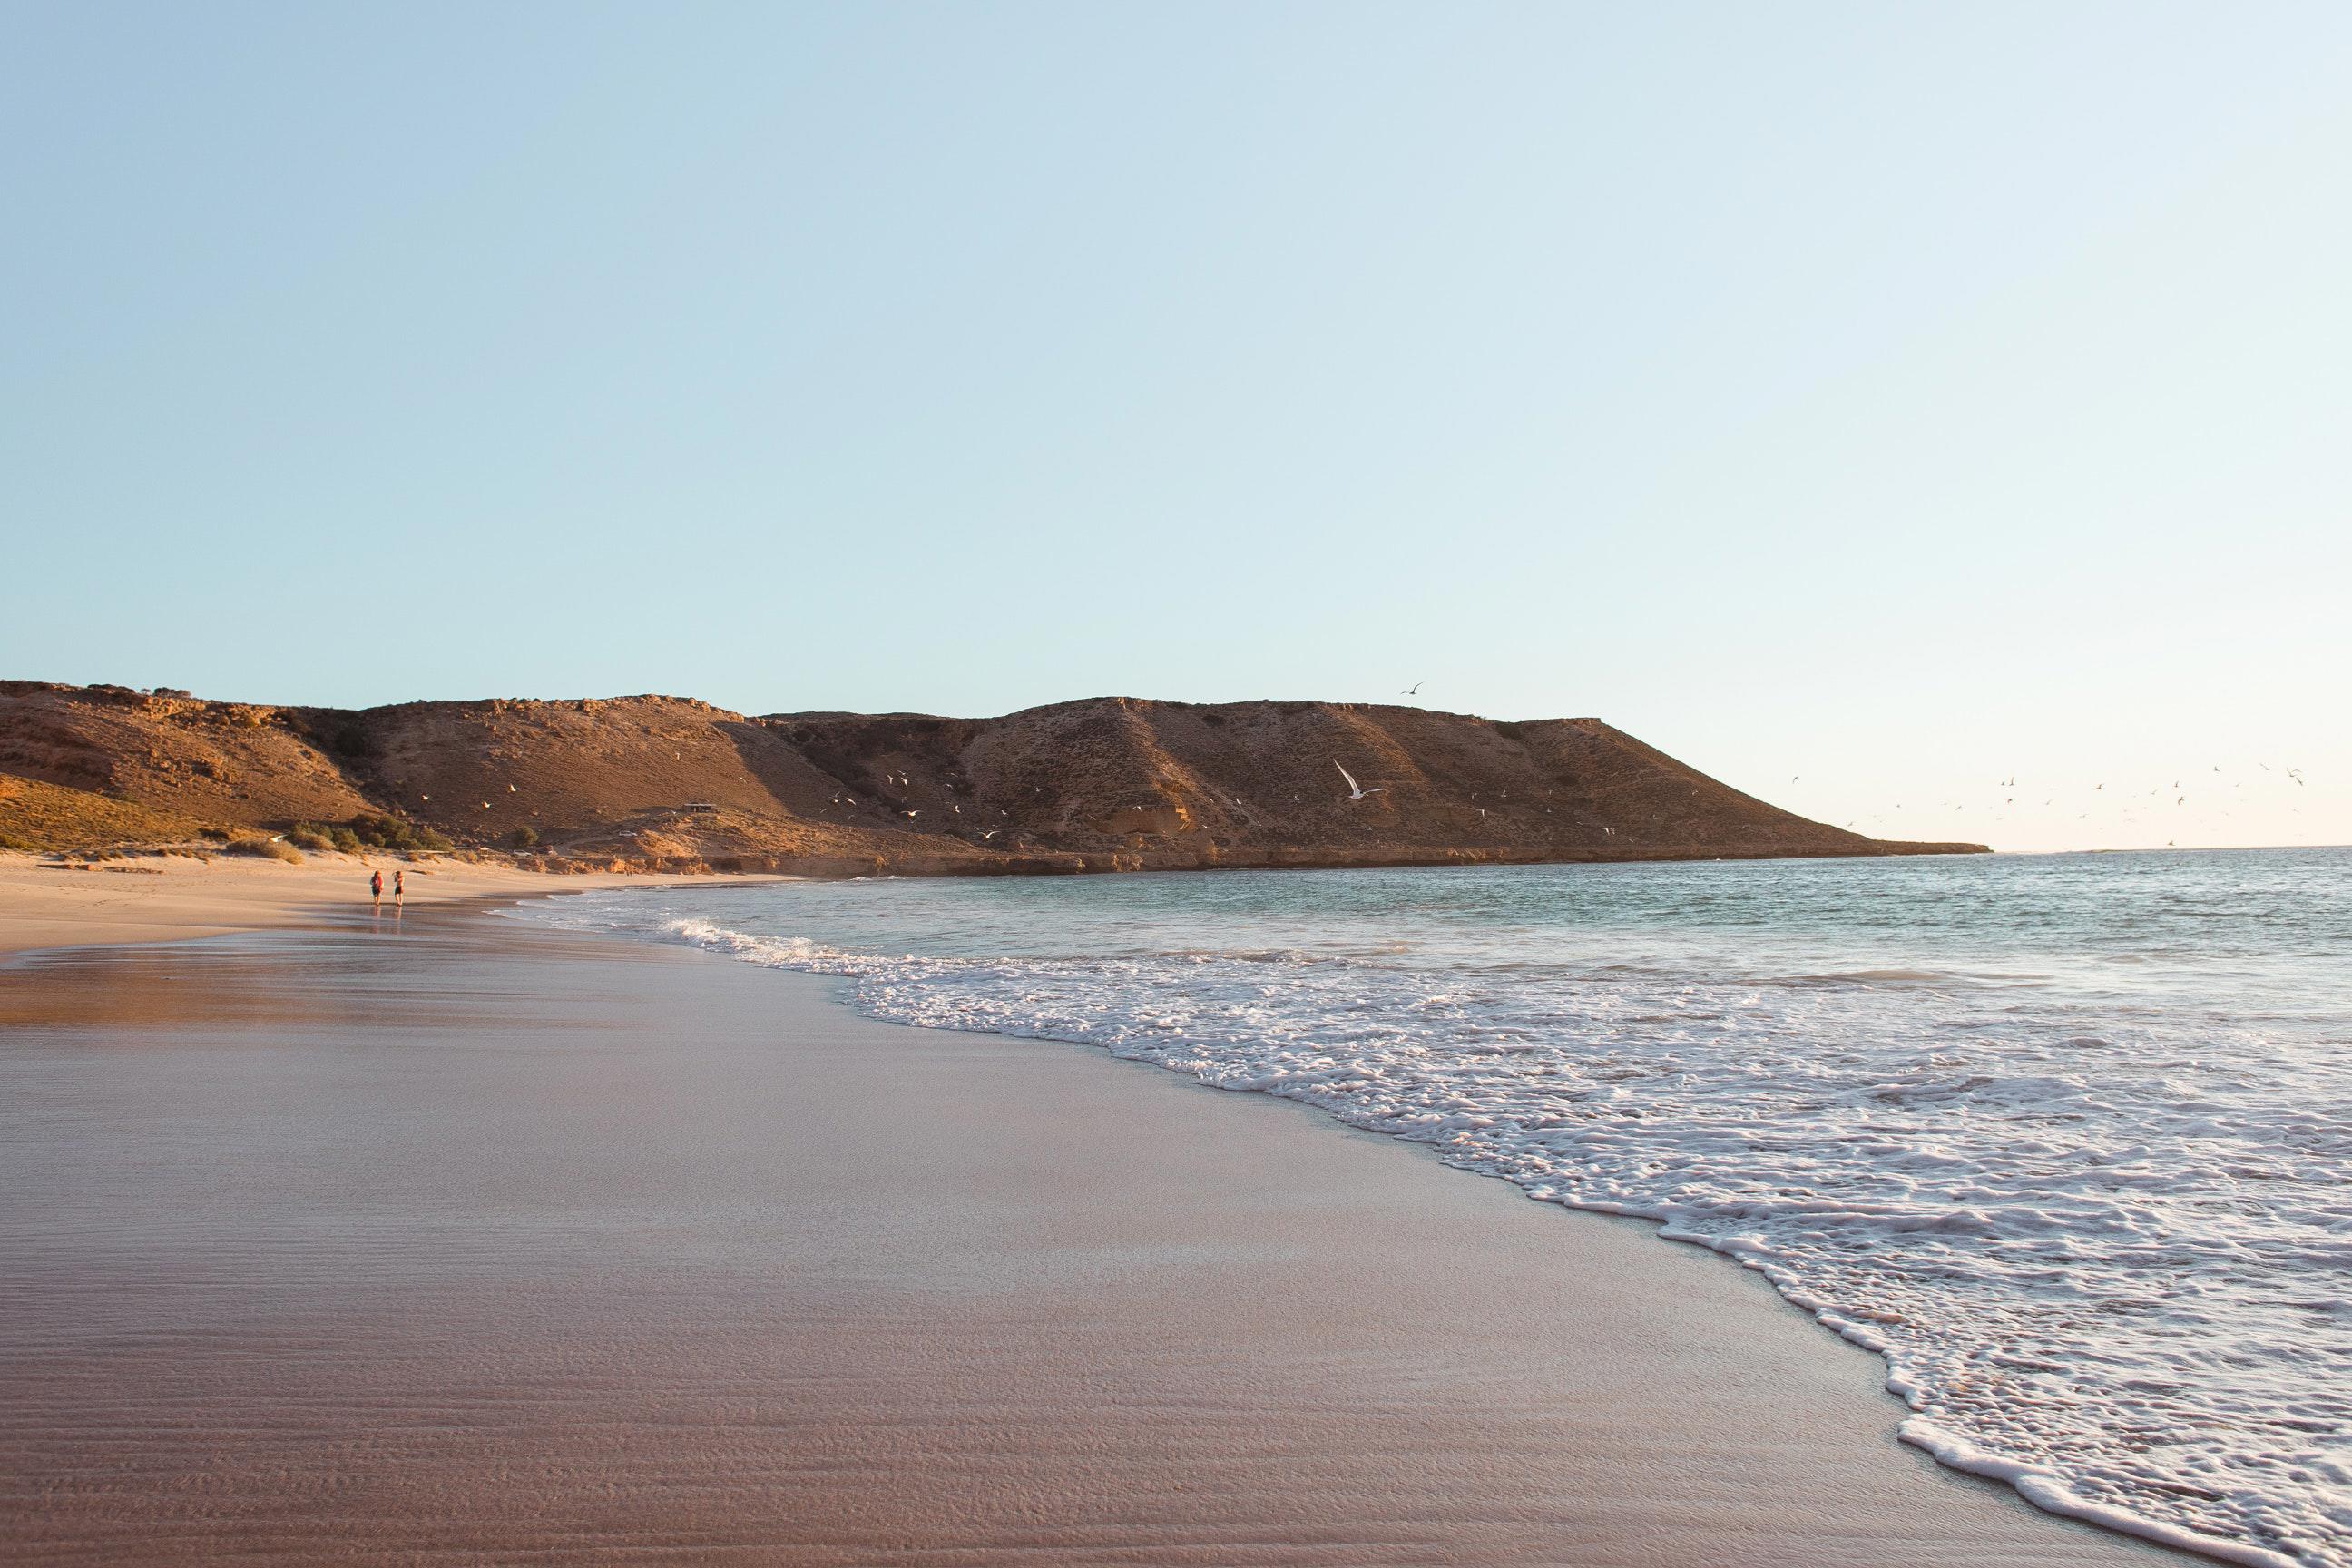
xmin=393 ymin=869 xmax=405 ymax=908
xmin=369 ymin=869 xmax=382 ymax=909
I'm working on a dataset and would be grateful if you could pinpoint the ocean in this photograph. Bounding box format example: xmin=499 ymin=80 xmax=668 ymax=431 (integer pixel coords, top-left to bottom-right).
xmin=515 ymin=848 xmax=2352 ymax=1567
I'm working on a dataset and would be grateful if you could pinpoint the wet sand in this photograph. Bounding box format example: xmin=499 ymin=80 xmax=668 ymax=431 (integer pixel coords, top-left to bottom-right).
xmin=0 ymin=903 xmax=2187 ymax=1565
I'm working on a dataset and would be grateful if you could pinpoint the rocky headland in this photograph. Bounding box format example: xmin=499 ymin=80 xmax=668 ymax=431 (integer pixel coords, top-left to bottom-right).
xmin=0 ymin=681 xmax=1985 ymax=872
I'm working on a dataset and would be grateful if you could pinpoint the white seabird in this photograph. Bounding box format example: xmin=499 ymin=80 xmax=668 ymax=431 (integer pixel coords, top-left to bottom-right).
xmin=1334 ymin=760 xmax=1388 ymax=801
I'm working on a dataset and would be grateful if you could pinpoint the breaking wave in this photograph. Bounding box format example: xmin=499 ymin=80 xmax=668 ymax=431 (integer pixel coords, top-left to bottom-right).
xmin=515 ymin=850 xmax=2352 ymax=1566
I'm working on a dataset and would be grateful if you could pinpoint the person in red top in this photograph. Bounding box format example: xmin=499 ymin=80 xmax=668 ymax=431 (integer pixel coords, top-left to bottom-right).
xmin=369 ymin=869 xmax=382 ymax=908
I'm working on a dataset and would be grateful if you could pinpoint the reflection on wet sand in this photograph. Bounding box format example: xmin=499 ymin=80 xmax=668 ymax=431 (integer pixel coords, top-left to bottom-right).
xmin=0 ymin=912 xmax=2180 ymax=1565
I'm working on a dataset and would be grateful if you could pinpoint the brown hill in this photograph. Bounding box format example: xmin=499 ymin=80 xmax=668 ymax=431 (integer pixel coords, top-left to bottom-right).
xmin=0 ymin=773 xmax=201 ymax=852
xmin=0 ymin=681 xmax=1985 ymax=870
xmin=0 ymin=683 xmax=376 ymax=828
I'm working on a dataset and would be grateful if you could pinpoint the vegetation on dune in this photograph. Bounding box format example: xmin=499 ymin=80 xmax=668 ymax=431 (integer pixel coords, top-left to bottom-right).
xmin=285 ymin=815 xmax=455 ymax=854
xmin=350 ymin=813 xmax=453 ymax=852
xmin=226 ymin=836 xmax=303 ymax=864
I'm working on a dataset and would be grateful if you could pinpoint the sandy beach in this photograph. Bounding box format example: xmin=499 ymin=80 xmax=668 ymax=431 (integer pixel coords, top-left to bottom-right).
xmin=0 ymin=849 xmax=748 ymax=957
xmin=0 ymin=887 xmax=2193 ymax=1566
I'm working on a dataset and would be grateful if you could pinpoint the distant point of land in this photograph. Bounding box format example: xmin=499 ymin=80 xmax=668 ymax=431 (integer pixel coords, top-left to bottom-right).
xmin=0 ymin=681 xmax=1985 ymax=872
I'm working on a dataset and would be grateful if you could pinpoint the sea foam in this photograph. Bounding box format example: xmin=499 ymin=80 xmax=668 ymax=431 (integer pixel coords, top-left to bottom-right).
xmin=517 ymin=850 xmax=2352 ymax=1566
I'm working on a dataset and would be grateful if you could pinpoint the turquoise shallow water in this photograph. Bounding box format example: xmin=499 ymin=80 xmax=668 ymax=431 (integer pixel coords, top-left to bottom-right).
xmin=522 ymin=848 xmax=2352 ymax=1566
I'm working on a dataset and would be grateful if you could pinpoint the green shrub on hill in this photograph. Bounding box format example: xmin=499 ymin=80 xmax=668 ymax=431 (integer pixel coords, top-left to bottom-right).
xmin=348 ymin=813 xmax=453 ymax=852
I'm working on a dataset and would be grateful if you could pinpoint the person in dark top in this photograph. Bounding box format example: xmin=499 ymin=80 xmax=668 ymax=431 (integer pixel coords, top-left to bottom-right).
xmin=393 ymin=869 xmax=405 ymax=907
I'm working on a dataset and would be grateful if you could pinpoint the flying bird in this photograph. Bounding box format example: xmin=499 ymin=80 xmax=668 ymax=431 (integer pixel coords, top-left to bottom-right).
xmin=1334 ymin=760 xmax=1388 ymax=801
xmin=1402 ymin=681 xmax=1423 ymax=696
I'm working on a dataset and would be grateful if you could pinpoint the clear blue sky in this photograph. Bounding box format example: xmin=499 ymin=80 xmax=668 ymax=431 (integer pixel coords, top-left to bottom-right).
xmin=5 ymin=3 xmax=2347 ymax=850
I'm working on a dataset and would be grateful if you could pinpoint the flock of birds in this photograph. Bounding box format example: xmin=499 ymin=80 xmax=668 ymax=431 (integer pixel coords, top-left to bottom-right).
xmin=437 ymin=681 xmax=2319 ymax=858
xmin=455 ymin=680 xmax=2316 ymax=857
xmin=780 ymin=688 xmax=1455 ymax=840
xmin=781 ymin=740 xmax=1649 ymax=860
xmin=1835 ymin=760 xmax=2314 ymax=846
xmin=810 ymin=745 xmax=2318 ymax=847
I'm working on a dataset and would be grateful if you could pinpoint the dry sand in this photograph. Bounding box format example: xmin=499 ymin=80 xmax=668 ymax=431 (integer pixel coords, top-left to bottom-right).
xmin=0 ymin=848 xmax=747 ymax=956
xmin=0 ymin=898 xmax=2190 ymax=1565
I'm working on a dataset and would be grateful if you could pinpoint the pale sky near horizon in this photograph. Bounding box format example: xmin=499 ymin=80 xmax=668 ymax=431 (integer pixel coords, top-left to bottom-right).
xmin=5 ymin=3 xmax=2347 ymax=853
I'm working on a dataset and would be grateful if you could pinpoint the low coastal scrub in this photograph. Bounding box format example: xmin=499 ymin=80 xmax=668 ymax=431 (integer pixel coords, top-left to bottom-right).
xmin=507 ymin=825 xmax=539 ymax=848
xmin=350 ymin=813 xmax=453 ymax=852
xmin=226 ymin=837 xmax=303 ymax=864
xmin=285 ymin=816 xmax=454 ymax=854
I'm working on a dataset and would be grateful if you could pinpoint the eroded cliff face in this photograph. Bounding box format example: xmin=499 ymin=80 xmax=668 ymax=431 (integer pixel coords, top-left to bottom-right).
xmin=0 ymin=682 xmax=1985 ymax=867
